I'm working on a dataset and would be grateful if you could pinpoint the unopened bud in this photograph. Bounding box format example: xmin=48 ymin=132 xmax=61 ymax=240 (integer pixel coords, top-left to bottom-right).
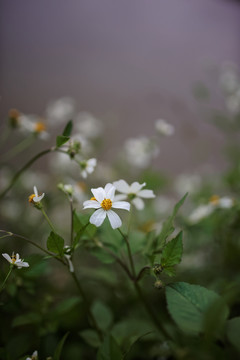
xmin=153 ymin=264 xmax=163 ymax=275
xmin=154 ymin=279 xmax=164 ymax=289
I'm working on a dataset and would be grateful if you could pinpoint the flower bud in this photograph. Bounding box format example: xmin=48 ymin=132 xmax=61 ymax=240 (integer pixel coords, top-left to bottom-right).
xmin=154 ymin=279 xmax=164 ymax=290
xmin=153 ymin=264 xmax=163 ymax=275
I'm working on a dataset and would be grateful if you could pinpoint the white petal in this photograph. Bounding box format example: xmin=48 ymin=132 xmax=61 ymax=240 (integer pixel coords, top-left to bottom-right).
xmin=33 ymin=193 xmax=45 ymax=202
xmin=91 ymin=187 xmax=105 ymax=203
xmin=86 ymin=166 xmax=94 ymax=174
xmin=17 ymin=261 xmax=29 ymax=267
xmin=138 ymin=189 xmax=155 ymax=198
xmin=105 ymin=184 xmax=116 ymax=200
xmin=113 ymin=179 xmax=130 ymax=194
xmin=81 ymin=170 xmax=87 ymax=178
xmin=132 ymin=197 xmax=145 ymax=210
xmin=112 ymin=201 xmax=130 ymax=211
xmin=114 ymin=194 xmax=128 ymax=201
xmin=83 ymin=200 xmax=101 ymax=209
xmin=16 ymin=253 xmax=20 ymax=260
xmin=107 ymin=210 xmax=122 ymax=229
xmin=2 ymin=253 xmax=11 ymax=263
xmin=130 ymin=182 xmax=146 ymax=193
xmin=33 ymin=186 xmax=38 ymax=197
xmin=87 ymin=158 xmax=97 ymax=167
xmin=90 ymin=208 xmax=106 ymax=227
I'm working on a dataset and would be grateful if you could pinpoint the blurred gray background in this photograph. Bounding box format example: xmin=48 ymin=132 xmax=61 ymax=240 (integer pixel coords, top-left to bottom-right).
xmin=1 ymin=0 xmax=240 ymax=174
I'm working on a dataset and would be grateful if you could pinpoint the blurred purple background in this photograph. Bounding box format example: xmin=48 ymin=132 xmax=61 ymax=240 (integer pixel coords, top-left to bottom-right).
xmin=1 ymin=0 xmax=240 ymax=174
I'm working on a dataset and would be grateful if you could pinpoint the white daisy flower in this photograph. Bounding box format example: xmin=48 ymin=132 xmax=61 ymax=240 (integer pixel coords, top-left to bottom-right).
xmin=155 ymin=119 xmax=175 ymax=136
xmin=75 ymin=111 xmax=103 ymax=138
xmin=46 ymin=97 xmax=75 ymax=125
xmin=83 ymin=183 xmax=130 ymax=229
xmin=26 ymin=350 xmax=38 ymax=360
xmin=80 ymin=158 xmax=97 ymax=178
xmin=2 ymin=253 xmax=29 ymax=268
xmin=124 ymin=136 xmax=159 ymax=169
xmin=28 ymin=186 xmax=45 ymax=204
xmin=188 ymin=204 xmax=214 ymax=224
xmin=113 ymin=180 xmax=155 ymax=210
xmin=19 ymin=114 xmax=49 ymax=140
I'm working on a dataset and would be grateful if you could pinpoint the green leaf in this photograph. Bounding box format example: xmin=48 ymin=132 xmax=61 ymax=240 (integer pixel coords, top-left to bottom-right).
xmin=226 ymin=317 xmax=240 ymax=353
xmin=163 ymin=266 xmax=176 ymax=277
xmin=166 ymin=282 xmax=229 ymax=335
xmin=62 ymin=120 xmax=73 ymax=136
xmin=92 ymin=301 xmax=113 ymax=331
xmin=79 ymin=329 xmax=101 ymax=348
xmin=47 ymin=231 xmax=65 ymax=256
xmin=56 ymin=135 xmax=70 ymax=147
xmin=53 ymin=297 xmax=81 ymax=316
xmin=156 ymin=193 xmax=187 ymax=249
xmin=53 ymin=332 xmax=69 ymax=360
xmin=97 ymin=335 xmax=122 ymax=360
xmin=12 ymin=312 xmax=41 ymax=327
xmin=161 ymin=231 xmax=183 ymax=267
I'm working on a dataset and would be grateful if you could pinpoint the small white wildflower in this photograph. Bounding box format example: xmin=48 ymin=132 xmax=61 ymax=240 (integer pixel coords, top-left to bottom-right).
xmin=113 ymin=179 xmax=155 ymax=210
xmin=19 ymin=114 xmax=49 ymax=140
xmin=80 ymin=158 xmax=97 ymax=178
xmin=188 ymin=204 xmax=214 ymax=224
xmin=28 ymin=186 xmax=45 ymax=204
xmin=2 ymin=253 xmax=29 ymax=268
xmin=155 ymin=119 xmax=175 ymax=136
xmin=174 ymin=174 xmax=201 ymax=197
xmin=83 ymin=183 xmax=130 ymax=229
xmin=26 ymin=350 xmax=38 ymax=360
xmin=124 ymin=137 xmax=159 ymax=169
xmin=209 ymin=195 xmax=234 ymax=209
xmin=46 ymin=97 xmax=75 ymax=124
xmin=75 ymin=112 xmax=103 ymax=138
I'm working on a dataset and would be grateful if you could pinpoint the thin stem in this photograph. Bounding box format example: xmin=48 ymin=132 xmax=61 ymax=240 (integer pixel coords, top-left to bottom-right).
xmin=0 ymin=127 xmax=11 ymax=149
xmin=40 ymin=208 xmax=56 ymax=232
xmin=118 ymin=228 xmax=136 ymax=278
xmin=1 ymin=135 xmax=35 ymax=162
xmin=134 ymin=282 xmax=169 ymax=339
xmin=69 ymin=197 xmax=74 ymax=245
xmin=0 ymin=148 xmax=53 ymax=200
xmin=0 ymin=230 xmax=64 ymax=263
xmin=0 ymin=266 xmax=13 ymax=293
xmin=70 ymin=272 xmax=103 ymax=341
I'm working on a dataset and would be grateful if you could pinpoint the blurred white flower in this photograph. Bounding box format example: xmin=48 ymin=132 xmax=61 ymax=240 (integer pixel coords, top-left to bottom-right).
xmin=46 ymin=97 xmax=75 ymax=124
xmin=83 ymin=183 xmax=130 ymax=229
xmin=209 ymin=195 xmax=234 ymax=209
xmin=219 ymin=64 xmax=239 ymax=94
xmin=80 ymin=158 xmax=97 ymax=178
xmin=75 ymin=112 xmax=103 ymax=138
xmin=28 ymin=186 xmax=45 ymax=204
xmin=2 ymin=253 xmax=29 ymax=268
xmin=26 ymin=350 xmax=38 ymax=360
xmin=154 ymin=195 xmax=174 ymax=215
xmin=124 ymin=136 xmax=159 ymax=169
xmin=113 ymin=179 xmax=155 ymax=210
xmin=225 ymin=88 xmax=240 ymax=114
xmin=174 ymin=174 xmax=201 ymax=197
xmin=19 ymin=114 xmax=49 ymax=140
xmin=155 ymin=119 xmax=175 ymax=136
xmin=188 ymin=204 xmax=214 ymax=224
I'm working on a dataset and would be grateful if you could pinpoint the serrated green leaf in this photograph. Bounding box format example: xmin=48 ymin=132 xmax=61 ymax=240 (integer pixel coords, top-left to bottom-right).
xmin=97 ymin=335 xmax=122 ymax=360
xmin=47 ymin=231 xmax=64 ymax=256
xmin=166 ymin=282 xmax=229 ymax=335
xmin=53 ymin=332 xmax=69 ymax=360
xmin=226 ymin=317 xmax=240 ymax=353
xmin=163 ymin=266 xmax=176 ymax=277
xmin=92 ymin=301 xmax=113 ymax=331
xmin=56 ymin=135 xmax=70 ymax=147
xmin=161 ymin=231 xmax=183 ymax=267
xmin=62 ymin=120 xmax=73 ymax=137
xmin=156 ymin=193 xmax=187 ymax=250
xmin=80 ymin=329 xmax=101 ymax=348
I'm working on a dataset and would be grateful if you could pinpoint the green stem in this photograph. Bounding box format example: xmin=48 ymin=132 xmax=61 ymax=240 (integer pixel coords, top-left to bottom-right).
xmin=118 ymin=228 xmax=136 ymax=277
xmin=0 ymin=127 xmax=11 ymax=149
xmin=69 ymin=197 xmax=74 ymax=245
xmin=1 ymin=135 xmax=35 ymax=162
xmin=0 ymin=265 xmax=14 ymax=293
xmin=0 ymin=148 xmax=53 ymax=200
xmin=0 ymin=230 xmax=64 ymax=263
xmin=70 ymin=272 xmax=103 ymax=341
xmin=40 ymin=208 xmax=56 ymax=232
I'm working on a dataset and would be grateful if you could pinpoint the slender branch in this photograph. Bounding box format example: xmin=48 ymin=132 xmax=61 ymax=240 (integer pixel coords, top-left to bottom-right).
xmin=118 ymin=228 xmax=136 ymax=278
xmin=69 ymin=197 xmax=74 ymax=245
xmin=0 ymin=230 xmax=64 ymax=264
xmin=70 ymin=271 xmax=103 ymax=341
xmin=1 ymin=134 xmax=35 ymax=162
xmin=0 ymin=148 xmax=53 ymax=200
xmin=0 ymin=265 xmax=14 ymax=293
xmin=136 ymin=266 xmax=151 ymax=282
xmin=101 ymin=243 xmax=134 ymax=280
xmin=40 ymin=208 xmax=56 ymax=232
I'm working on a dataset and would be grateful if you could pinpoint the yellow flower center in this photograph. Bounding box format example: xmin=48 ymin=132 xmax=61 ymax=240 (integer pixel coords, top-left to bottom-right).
xmin=209 ymin=195 xmax=220 ymax=205
xmin=35 ymin=121 xmax=46 ymax=133
xmin=28 ymin=194 xmax=35 ymax=203
xmin=11 ymin=254 xmax=16 ymax=263
xmin=101 ymin=198 xmax=112 ymax=211
xmin=91 ymin=197 xmax=97 ymax=201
